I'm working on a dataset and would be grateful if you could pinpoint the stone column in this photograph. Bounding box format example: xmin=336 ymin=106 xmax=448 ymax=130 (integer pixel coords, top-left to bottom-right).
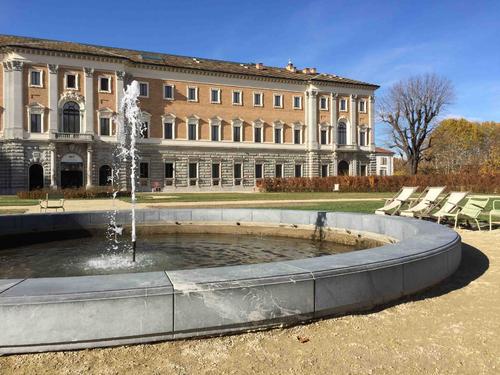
xmin=84 ymin=68 xmax=94 ymax=135
xmin=115 ymin=71 xmax=125 ymax=137
xmin=331 ymin=93 xmax=338 ymax=149
xmin=48 ymin=64 xmax=59 ymax=137
xmin=306 ymin=87 xmax=319 ymax=178
xmin=332 ymin=152 xmax=338 ymax=176
xmin=369 ymin=95 xmax=376 ymax=151
xmin=49 ymin=143 xmax=57 ymax=189
xmin=351 ymin=159 xmax=358 ymax=176
xmin=86 ymin=145 xmax=93 ymax=188
xmin=3 ymin=60 xmax=24 ymax=139
xmin=350 ymin=94 xmax=357 ymax=146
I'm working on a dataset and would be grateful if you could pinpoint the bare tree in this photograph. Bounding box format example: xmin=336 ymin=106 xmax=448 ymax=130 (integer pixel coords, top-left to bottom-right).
xmin=378 ymin=74 xmax=454 ymax=175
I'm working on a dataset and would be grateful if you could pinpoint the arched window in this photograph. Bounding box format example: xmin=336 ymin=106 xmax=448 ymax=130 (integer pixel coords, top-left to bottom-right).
xmin=338 ymin=122 xmax=347 ymax=145
xmin=338 ymin=160 xmax=349 ymax=175
xmin=99 ymin=165 xmax=112 ymax=186
xmin=62 ymin=101 xmax=80 ymax=133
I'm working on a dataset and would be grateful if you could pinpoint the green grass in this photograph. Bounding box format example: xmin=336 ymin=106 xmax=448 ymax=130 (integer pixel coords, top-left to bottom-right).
xmin=0 ymin=195 xmax=38 ymax=207
xmin=121 ymin=191 xmax=393 ymax=204
xmin=247 ymin=200 xmax=383 ymax=213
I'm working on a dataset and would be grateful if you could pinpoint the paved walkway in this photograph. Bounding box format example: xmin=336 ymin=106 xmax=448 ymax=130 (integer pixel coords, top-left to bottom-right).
xmin=0 ymin=229 xmax=498 ymax=374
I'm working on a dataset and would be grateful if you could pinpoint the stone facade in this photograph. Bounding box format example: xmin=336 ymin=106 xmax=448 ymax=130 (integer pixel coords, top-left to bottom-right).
xmin=0 ymin=35 xmax=384 ymax=193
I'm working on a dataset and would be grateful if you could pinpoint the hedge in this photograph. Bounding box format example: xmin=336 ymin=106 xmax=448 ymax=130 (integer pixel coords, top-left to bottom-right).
xmin=258 ymin=174 xmax=500 ymax=193
xmin=17 ymin=187 xmax=131 ymax=200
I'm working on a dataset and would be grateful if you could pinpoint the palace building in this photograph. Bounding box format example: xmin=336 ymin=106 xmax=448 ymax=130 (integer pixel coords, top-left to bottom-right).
xmin=0 ymin=35 xmax=390 ymax=194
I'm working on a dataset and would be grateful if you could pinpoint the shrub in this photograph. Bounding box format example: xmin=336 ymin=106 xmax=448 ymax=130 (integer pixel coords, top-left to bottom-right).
xmin=17 ymin=187 xmax=131 ymax=200
xmin=258 ymin=173 xmax=500 ymax=193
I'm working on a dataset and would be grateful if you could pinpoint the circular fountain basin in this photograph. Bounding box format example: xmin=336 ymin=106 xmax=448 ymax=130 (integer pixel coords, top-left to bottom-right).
xmin=0 ymin=209 xmax=461 ymax=354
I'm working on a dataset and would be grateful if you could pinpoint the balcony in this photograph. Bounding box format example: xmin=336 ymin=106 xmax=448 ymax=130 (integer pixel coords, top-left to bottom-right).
xmin=335 ymin=144 xmax=359 ymax=152
xmin=53 ymin=132 xmax=94 ymax=142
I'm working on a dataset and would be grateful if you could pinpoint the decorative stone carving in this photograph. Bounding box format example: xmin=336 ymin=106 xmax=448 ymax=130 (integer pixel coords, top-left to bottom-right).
xmin=369 ymin=95 xmax=375 ymax=103
xmin=3 ymin=60 xmax=24 ymax=71
xmin=59 ymin=91 xmax=85 ymax=105
xmin=116 ymin=71 xmax=126 ymax=81
xmin=351 ymin=94 xmax=358 ymax=100
xmin=84 ymin=67 xmax=94 ymax=77
xmin=48 ymin=64 xmax=59 ymax=74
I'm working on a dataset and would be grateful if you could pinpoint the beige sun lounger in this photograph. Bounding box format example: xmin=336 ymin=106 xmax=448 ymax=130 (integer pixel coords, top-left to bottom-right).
xmin=375 ymin=186 xmax=418 ymax=216
xmin=400 ymin=186 xmax=446 ymax=218
xmin=432 ymin=192 xmax=469 ymax=224
xmin=437 ymin=195 xmax=488 ymax=230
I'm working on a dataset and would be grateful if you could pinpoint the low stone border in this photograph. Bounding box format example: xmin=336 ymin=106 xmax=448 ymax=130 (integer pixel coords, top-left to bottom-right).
xmin=0 ymin=209 xmax=461 ymax=354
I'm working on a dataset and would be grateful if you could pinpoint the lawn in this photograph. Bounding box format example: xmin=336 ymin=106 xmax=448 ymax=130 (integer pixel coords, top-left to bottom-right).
xmin=233 ymin=200 xmax=383 ymax=213
xmin=0 ymin=195 xmax=37 ymax=206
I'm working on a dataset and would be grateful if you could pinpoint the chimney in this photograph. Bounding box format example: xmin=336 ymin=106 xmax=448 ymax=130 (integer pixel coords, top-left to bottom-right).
xmin=255 ymin=62 xmax=264 ymax=70
xmin=286 ymin=59 xmax=295 ymax=72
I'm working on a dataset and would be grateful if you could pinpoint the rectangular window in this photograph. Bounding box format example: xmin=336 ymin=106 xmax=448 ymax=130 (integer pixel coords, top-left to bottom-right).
xmin=255 ymin=163 xmax=263 ymax=179
xmin=30 ymin=113 xmax=42 ymax=133
xmin=234 ymin=163 xmax=242 ymax=185
xmin=381 ymin=157 xmax=388 ymax=166
xmin=320 ymin=96 xmax=328 ymax=110
xmin=164 ymin=122 xmax=173 ymax=139
xmin=359 ymin=131 xmax=366 ymax=146
xmin=141 ymin=122 xmax=149 ymax=138
xmin=165 ymin=162 xmax=174 ymax=179
xmin=294 ymin=128 xmax=301 ymax=144
xmin=294 ymin=164 xmax=302 ymax=178
xmin=139 ymin=162 xmax=149 ymax=179
xmin=273 ymin=94 xmax=283 ymax=108
xmin=66 ymin=74 xmax=77 ymax=89
xmin=253 ymin=92 xmax=262 ymax=106
xmin=275 ymin=164 xmax=283 ymax=178
xmin=380 ymin=169 xmax=387 ymax=176
xmin=211 ymin=88 xmax=221 ymax=103
xmin=359 ymin=100 xmax=366 ymax=113
xmin=233 ymin=126 xmax=241 ymax=142
xmin=188 ymin=123 xmax=197 ymax=140
xmin=254 ymin=127 xmax=262 ymax=143
xmin=293 ymin=96 xmax=302 ymax=109
xmin=187 ymin=87 xmax=198 ymax=102
xmin=99 ymin=77 xmax=110 ymax=92
xmin=320 ymin=129 xmax=328 ymax=145
xmin=212 ymin=163 xmax=220 ymax=185
xmin=211 ymin=124 xmax=219 ymax=141
xmin=274 ymin=128 xmax=282 ymax=144
xmin=139 ymin=82 xmax=149 ymax=97
xmin=30 ymin=70 xmax=41 ymax=87
xmin=232 ymin=90 xmax=242 ymax=105
xmin=321 ymin=164 xmax=329 ymax=177
xmin=340 ymin=98 xmax=347 ymax=111
xmin=188 ymin=163 xmax=198 ymax=185
xmin=360 ymin=165 xmax=367 ymax=176
xmin=164 ymin=84 xmax=174 ymax=100
xmin=100 ymin=117 xmax=111 ymax=136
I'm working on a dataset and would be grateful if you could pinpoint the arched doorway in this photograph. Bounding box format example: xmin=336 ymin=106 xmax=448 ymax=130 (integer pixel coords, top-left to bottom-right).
xmin=99 ymin=165 xmax=112 ymax=186
xmin=29 ymin=164 xmax=44 ymax=191
xmin=338 ymin=160 xmax=349 ymax=176
xmin=60 ymin=153 xmax=84 ymax=188
xmin=62 ymin=101 xmax=80 ymax=133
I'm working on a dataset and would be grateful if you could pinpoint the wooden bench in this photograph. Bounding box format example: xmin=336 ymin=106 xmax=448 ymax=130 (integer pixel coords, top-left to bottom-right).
xmin=39 ymin=193 xmax=65 ymax=212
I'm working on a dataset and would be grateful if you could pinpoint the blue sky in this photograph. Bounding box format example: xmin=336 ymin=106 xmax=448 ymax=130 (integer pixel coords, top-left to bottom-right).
xmin=1 ymin=0 xmax=499 ymax=145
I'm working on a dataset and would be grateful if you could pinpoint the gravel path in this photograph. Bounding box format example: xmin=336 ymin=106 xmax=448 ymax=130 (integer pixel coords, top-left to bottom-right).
xmin=0 ymin=229 xmax=498 ymax=374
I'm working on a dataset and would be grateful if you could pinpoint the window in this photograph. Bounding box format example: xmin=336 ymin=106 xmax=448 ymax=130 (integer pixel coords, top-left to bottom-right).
xmin=99 ymin=165 xmax=112 ymax=186
xmin=359 ymin=100 xmax=366 ymax=113
xmin=234 ymin=163 xmax=242 ymax=185
xmin=320 ymin=129 xmax=328 ymax=145
xmin=253 ymin=92 xmax=263 ymax=107
xmin=212 ymin=163 xmax=220 ymax=185
xmin=232 ymin=90 xmax=242 ymax=105
xmin=165 ymin=162 xmax=174 ymax=185
xmin=338 ymin=122 xmax=347 ymax=145
xmin=211 ymin=123 xmax=220 ymax=141
xmin=294 ymin=164 xmax=302 ymax=177
xmin=340 ymin=98 xmax=347 ymax=111
xmin=293 ymin=96 xmax=302 ymax=109
xmin=30 ymin=113 xmax=42 ymax=133
xmin=321 ymin=164 xmax=329 ymax=177
xmin=100 ymin=117 xmax=111 ymax=136
xmin=360 ymin=165 xmax=367 ymax=176
xmin=294 ymin=128 xmax=301 ymax=144
xmin=164 ymin=122 xmax=173 ymax=139
xmin=139 ymin=162 xmax=149 ymax=179
xmin=65 ymin=73 xmax=77 ymax=89
xmin=62 ymin=101 xmax=80 ymax=133
xmin=320 ymin=96 xmax=328 ymax=110
xmin=254 ymin=123 xmax=263 ymax=143
xmin=255 ymin=163 xmax=263 ymax=179
xmin=274 ymin=126 xmax=282 ymax=144
xmin=188 ymin=163 xmax=198 ymax=185
xmin=164 ymin=84 xmax=174 ymax=100
xmin=233 ymin=121 xmax=242 ymax=142
xmin=273 ymin=94 xmax=283 ymax=108
xmin=275 ymin=164 xmax=283 ymax=178
xmin=187 ymin=86 xmax=198 ymax=102
xmin=141 ymin=121 xmax=149 ymax=138
xmin=139 ymin=82 xmax=149 ymax=97
xmin=381 ymin=157 xmax=388 ymax=166
xmin=188 ymin=121 xmax=197 ymax=140
xmin=380 ymin=169 xmax=387 ymax=176
xmin=30 ymin=70 xmax=42 ymax=87
xmin=210 ymin=88 xmax=221 ymax=104
xmin=359 ymin=128 xmax=367 ymax=146
xmin=99 ymin=76 xmax=111 ymax=93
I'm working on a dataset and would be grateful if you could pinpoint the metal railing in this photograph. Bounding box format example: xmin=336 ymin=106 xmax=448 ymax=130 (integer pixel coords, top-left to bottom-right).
xmin=54 ymin=132 xmax=94 ymax=141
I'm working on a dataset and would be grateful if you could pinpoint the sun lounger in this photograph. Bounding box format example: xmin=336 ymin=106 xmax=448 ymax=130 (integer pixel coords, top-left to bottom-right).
xmin=489 ymin=200 xmax=500 ymax=231
xmin=436 ymin=195 xmax=488 ymax=230
xmin=400 ymin=186 xmax=446 ymax=218
xmin=375 ymin=186 xmax=418 ymax=216
xmin=39 ymin=193 xmax=65 ymax=213
xmin=433 ymin=192 xmax=468 ymax=224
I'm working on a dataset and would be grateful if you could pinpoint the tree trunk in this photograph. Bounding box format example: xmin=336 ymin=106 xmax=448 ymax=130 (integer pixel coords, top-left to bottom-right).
xmin=407 ymin=156 xmax=419 ymax=175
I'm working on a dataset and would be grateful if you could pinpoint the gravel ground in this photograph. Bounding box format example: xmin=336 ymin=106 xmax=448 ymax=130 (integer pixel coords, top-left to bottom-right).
xmin=0 ymin=229 xmax=499 ymax=375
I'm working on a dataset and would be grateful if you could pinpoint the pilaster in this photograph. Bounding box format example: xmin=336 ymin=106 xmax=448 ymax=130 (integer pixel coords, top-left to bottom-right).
xmin=84 ymin=68 xmax=94 ymax=135
xmin=350 ymin=94 xmax=357 ymax=146
xmin=86 ymin=145 xmax=93 ymax=188
xmin=3 ymin=60 xmax=24 ymax=139
xmin=305 ymin=87 xmax=318 ymax=151
xmin=369 ymin=95 xmax=376 ymax=151
xmin=48 ymin=64 xmax=59 ymax=136
xmin=331 ymin=93 xmax=338 ymax=149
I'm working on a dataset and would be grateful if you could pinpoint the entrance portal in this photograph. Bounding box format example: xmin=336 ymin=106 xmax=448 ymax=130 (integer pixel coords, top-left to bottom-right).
xmin=60 ymin=153 xmax=84 ymax=189
xmin=338 ymin=160 xmax=349 ymax=176
xmin=29 ymin=164 xmax=44 ymax=191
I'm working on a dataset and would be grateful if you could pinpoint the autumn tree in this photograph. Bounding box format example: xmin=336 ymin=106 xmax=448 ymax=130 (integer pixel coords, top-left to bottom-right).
xmin=378 ymin=73 xmax=454 ymax=175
